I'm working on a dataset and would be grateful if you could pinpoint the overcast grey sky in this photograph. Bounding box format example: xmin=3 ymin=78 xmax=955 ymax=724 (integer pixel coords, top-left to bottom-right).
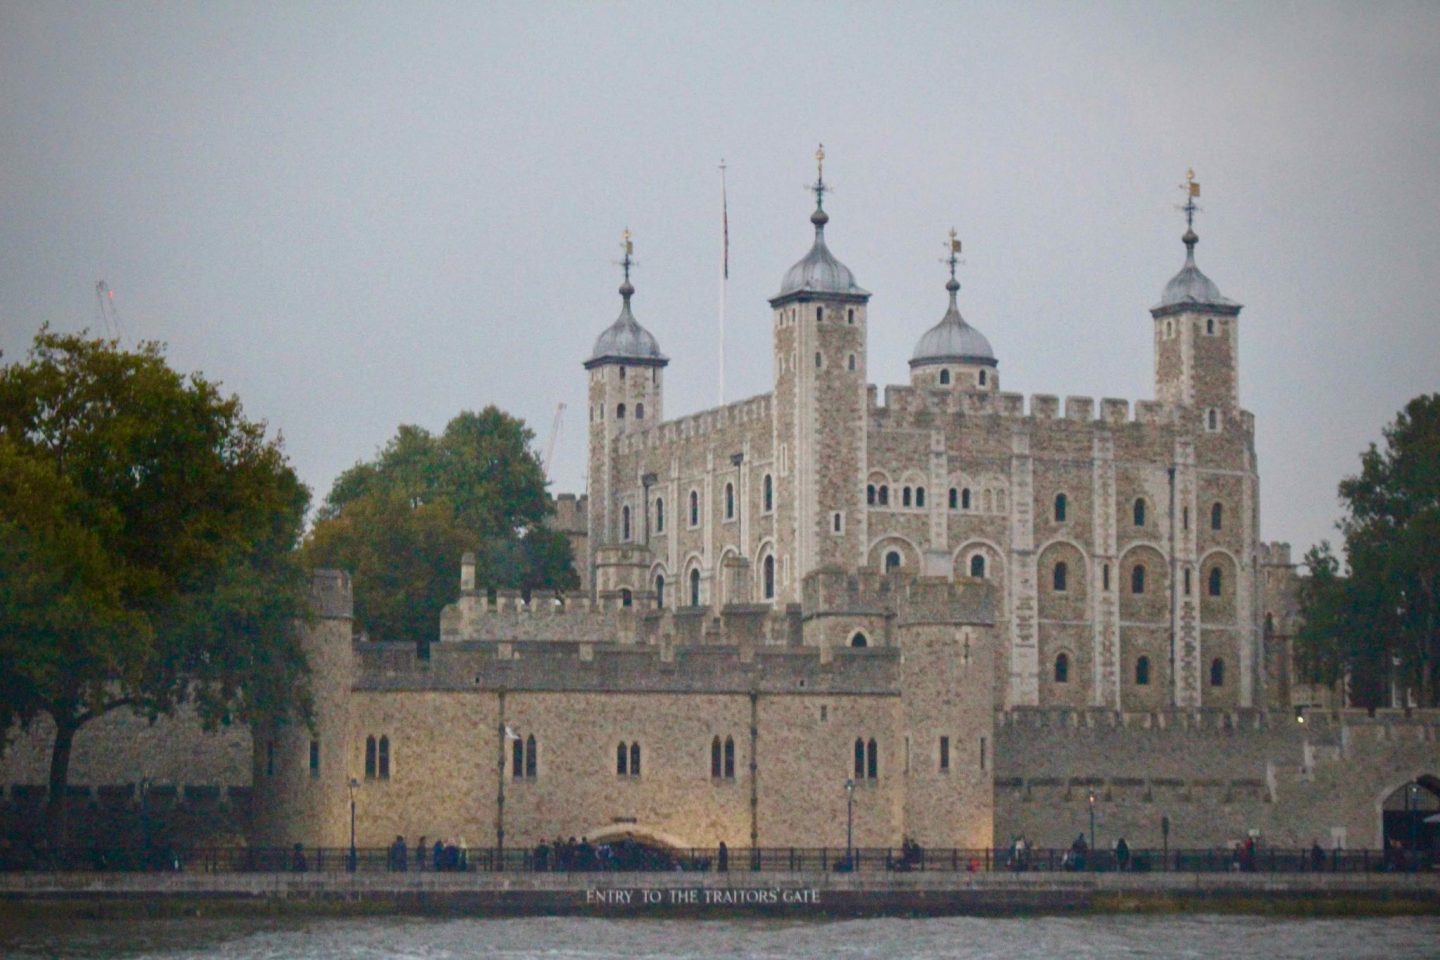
xmin=2 ymin=2 xmax=1437 ymax=559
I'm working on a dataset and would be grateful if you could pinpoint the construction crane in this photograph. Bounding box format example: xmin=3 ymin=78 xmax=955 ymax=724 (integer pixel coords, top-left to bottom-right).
xmin=94 ymin=281 xmax=124 ymax=339
xmin=543 ymin=402 xmax=566 ymax=483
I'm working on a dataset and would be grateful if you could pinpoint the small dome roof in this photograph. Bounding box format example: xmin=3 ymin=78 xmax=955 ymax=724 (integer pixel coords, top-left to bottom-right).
xmin=586 ymin=280 xmax=666 ymax=367
xmin=1156 ymin=229 xmax=1238 ymax=310
xmin=774 ymin=206 xmax=869 ymax=301
xmin=910 ymin=278 xmax=997 ymax=368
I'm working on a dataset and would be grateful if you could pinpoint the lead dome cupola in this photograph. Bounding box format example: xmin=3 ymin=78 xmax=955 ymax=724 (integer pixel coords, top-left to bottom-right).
xmin=771 ymin=146 xmax=869 ymax=303
xmin=585 ymin=232 xmax=667 ymax=369
xmin=910 ymin=234 xmax=997 ymax=369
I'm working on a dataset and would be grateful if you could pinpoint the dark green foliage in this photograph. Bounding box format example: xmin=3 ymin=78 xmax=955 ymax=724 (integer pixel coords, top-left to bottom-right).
xmin=0 ymin=329 xmax=312 ymax=836
xmin=1297 ymin=395 xmax=1440 ymax=707
xmin=305 ymin=407 xmax=576 ymax=641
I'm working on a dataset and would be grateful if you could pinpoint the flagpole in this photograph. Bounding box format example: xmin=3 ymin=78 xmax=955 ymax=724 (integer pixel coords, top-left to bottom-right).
xmin=719 ymin=159 xmax=728 ymax=408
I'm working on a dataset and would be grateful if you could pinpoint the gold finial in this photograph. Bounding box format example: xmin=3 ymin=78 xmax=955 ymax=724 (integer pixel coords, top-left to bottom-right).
xmin=622 ymin=227 xmax=633 ymax=255
xmin=815 ymin=143 xmax=825 ymax=180
xmin=1181 ymin=168 xmax=1200 ymax=198
xmin=949 ymin=227 xmax=961 ymax=254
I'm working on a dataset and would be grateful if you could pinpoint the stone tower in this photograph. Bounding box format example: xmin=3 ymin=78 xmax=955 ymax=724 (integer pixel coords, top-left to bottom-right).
xmin=584 ymin=232 xmax=667 ymax=580
xmin=768 ymin=148 xmax=871 ymax=600
xmin=1150 ymin=174 xmax=1243 ymax=428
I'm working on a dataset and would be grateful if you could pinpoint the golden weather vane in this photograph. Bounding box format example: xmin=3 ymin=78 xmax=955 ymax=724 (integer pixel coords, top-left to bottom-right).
xmin=816 ymin=143 xmax=825 ymax=180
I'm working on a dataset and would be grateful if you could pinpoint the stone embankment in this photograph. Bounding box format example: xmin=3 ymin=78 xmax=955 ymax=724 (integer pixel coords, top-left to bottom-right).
xmin=1 ymin=871 xmax=1436 ymax=918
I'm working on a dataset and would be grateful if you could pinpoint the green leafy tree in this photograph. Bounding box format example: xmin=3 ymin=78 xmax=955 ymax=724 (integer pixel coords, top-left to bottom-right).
xmin=0 ymin=330 xmax=311 ymax=839
xmin=1297 ymin=395 xmax=1440 ymax=707
xmin=305 ymin=407 xmax=576 ymax=640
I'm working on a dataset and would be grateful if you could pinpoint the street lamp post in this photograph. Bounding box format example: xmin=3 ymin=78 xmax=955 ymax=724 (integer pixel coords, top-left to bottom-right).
xmin=1409 ymin=782 xmax=1420 ymax=866
xmin=845 ymin=778 xmax=855 ymax=869
xmin=1088 ymin=791 xmax=1096 ymax=858
xmin=139 ymin=776 xmax=151 ymax=869
xmin=348 ymin=777 xmax=359 ymax=873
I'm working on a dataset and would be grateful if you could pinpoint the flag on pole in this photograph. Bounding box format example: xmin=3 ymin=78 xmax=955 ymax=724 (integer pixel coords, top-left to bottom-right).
xmin=722 ymin=168 xmax=729 ymax=279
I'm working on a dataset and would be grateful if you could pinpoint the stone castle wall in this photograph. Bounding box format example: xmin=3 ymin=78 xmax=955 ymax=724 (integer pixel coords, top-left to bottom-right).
xmin=993 ymin=706 xmax=1440 ymax=851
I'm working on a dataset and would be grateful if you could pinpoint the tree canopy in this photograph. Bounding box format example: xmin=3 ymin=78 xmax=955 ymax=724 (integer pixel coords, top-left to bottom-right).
xmin=305 ymin=407 xmax=576 ymax=641
xmin=0 ymin=330 xmax=312 ymax=835
xmin=1296 ymin=394 xmax=1440 ymax=707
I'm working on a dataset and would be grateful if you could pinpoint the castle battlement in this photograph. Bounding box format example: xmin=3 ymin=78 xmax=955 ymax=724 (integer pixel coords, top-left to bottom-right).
xmin=355 ymin=636 xmax=901 ymax=695
xmin=801 ymin=566 xmax=995 ymax=627
xmin=868 ymin=385 xmax=1258 ymax=433
xmin=615 ymin=393 xmax=773 ymax=455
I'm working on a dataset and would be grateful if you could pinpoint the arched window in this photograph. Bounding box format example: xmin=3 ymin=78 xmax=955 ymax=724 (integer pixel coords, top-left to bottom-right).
xmin=902 ymin=487 xmax=912 ymax=507
xmin=848 ymin=354 xmax=856 ymax=371
xmin=915 ymin=487 xmax=926 ymax=507
xmin=616 ymin=403 xmax=626 ymax=419
xmin=1135 ymin=656 xmax=1151 ymax=686
xmin=867 ymin=738 xmax=878 ymax=779
xmin=689 ymin=568 xmax=701 ymax=606
xmin=711 ymin=736 xmax=722 ymax=778
xmin=1208 ymin=566 xmax=1223 ymax=596
xmin=949 ymin=488 xmax=958 ymax=510
xmin=763 ymin=555 xmax=775 ymax=600
xmin=1054 ymin=493 xmax=1067 ymax=522
xmin=1055 ymin=652 xmax=1070 ymax=683
xmin=848 ymin=308 xmax=855 ymax=324
xmin=655 ymin=575 xmax=665 ymax=609
xmin=724 ymin=482 xmax=735 ymax=520
xmin=724 ymin=737 xmax=735 ymax=779
xmin=617 ymin=742 xmax=628 ymax=776
xmin=1133 ymin=498 xmax=1146 ymax=526
xmin=655 ymin=497 xmax=665 ymax=532
xmin=1210 ymin=658 xmax=1225 ymax=687
xmin=689 ymin=490 xmax=699 ymax=527
xmin=816 ymin=307 xmax=823 ymax=323
xmin=512 ymin=737 xmax=524 ymax=778
xmin=970 ymin=554 xmax=986 ymax=578
xmin=619 ymin=366 xmax=626 ymax=380
xmin=814 ymin=352 xmax=822 ymax=369
xmin=885 ymin=551 xmax=902 ymax=573
xmin=620 ymin=588 xmax=633 ymax=607
xmin=939 ymin=369 xmax=951 ymax=385
xmin=878 ymin=485 xmax=889 ymax=506
xmin=1206 ymin=317 xmax=1215 ymax=335
xmin=635 ymin=402 xmax=644 ymax=420
xmin=621 ymin=505 xmax=631 ymax=540
xmin=851 ymin=632 xmax=868 ymax=648
xmin=763 ymin=475 xmax=773 ymax=513
xmin=1103 ymin=564 xmax=1111 ymax=590
xmin=1131 ymin=564 xmax=1146 ymax=594
xmin=979 ymin=369 xmax=988 ymax=386
xmin=1053 ymin=561 xmax=1068 ymax=592
xmin=962 ymin=488 xmax=971 ymax=510
xmin=1183 ymin=567 xmax=1192 ymax=596
xmin=1208 ymin=409 xmax=1218 ymax=431
xmin=1211 ymin=503 xmax=1223 ymax=530
xmin=378 ymin=736 xmax=390 ymax=779
xmin=853 ymin=738 xmax=865 ymax=778
xmin=630 ymin=742 xmax=641 ymax=777
xmin=526 ymin=735 xmax=537 ymax=778
xmin=867 ymin=484 xmax=877 ymax=506
xmin=365 ymin=735 xmax=377 ymax=779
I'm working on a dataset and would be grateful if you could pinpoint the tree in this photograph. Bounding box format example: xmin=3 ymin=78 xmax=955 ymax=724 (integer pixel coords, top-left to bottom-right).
xmin=305 ymin=407 xmax=576 ymax=641
xmin=0 ymin=330 xmax=311 ymax=839
xmin=1297 ymin=395 xmax=1440 ymax=707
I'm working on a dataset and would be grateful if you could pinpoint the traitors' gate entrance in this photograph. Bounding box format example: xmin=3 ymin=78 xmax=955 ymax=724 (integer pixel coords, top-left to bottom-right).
xmin=1380 ymin=774 xmax=1439 ymax=867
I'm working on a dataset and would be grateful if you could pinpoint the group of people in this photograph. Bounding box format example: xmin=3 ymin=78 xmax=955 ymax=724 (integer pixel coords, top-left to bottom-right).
xmin=384 ymin=835 xmax=469 ymax=871
xmin=886 ymin=836 xmax=926 ymax=871
xmin=532 ymin=836 xmax=683 ymax=872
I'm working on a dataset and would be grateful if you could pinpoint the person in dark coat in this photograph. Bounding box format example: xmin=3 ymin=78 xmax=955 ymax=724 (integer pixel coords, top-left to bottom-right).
xmin=717 ymin=841 xmax=729 ymax=873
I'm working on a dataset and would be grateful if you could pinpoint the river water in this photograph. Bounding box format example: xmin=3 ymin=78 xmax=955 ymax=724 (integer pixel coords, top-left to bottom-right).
xmin=3 ymin=915 xmax=1438 ymax=960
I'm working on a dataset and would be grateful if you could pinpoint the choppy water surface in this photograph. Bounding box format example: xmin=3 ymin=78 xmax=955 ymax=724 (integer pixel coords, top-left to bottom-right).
xmin=3 ymin=914 xmax=1438 ymax=960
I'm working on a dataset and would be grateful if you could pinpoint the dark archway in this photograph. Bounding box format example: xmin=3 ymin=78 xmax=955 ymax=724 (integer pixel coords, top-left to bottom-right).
xmin=1380 ymin=774 xmax=1440 ymax=866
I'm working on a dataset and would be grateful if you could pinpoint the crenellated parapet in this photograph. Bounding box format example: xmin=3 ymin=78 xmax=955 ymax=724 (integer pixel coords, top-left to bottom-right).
xmin=869 ymin=386 xmax=1253 ymax=435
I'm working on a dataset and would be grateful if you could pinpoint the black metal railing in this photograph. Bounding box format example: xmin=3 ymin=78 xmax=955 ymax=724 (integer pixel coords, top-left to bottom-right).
xmin=0 ymin=844 xmax=1432 ymax=875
